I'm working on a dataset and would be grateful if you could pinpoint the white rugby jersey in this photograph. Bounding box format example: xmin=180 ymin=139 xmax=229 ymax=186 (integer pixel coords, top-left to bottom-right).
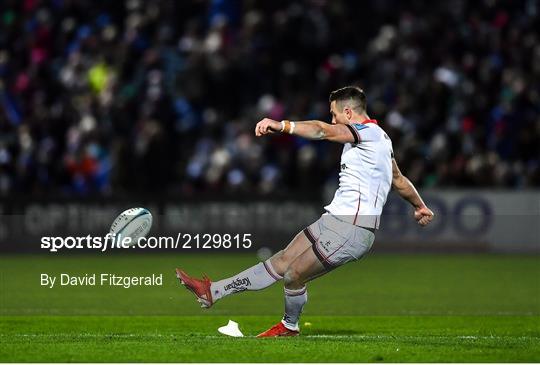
xmin=324 ymin=120 xmax=393 ymax=229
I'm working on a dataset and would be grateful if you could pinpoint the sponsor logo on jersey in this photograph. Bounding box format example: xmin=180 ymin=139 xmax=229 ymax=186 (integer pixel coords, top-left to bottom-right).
xmin=224 ymin=277 xmax=251 ymax=291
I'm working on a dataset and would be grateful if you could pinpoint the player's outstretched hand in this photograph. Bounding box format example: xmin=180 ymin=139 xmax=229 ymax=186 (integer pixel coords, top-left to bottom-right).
xmin=414 ymin=205 xmax=434 ymax=226
xmin=255 ymin=118 xmax=281 ymax=136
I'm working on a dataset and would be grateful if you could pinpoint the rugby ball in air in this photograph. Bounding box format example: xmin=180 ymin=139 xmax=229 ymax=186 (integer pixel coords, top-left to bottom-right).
xmin=109 ymin=207 xmax=152 ymax=247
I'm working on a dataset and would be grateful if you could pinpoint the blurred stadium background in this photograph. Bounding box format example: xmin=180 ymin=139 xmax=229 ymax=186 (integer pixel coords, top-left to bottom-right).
xmin=0 ymin=2 xmax=538 ymax=362
xmin=0 ymin=0 xmax=538 ymax=253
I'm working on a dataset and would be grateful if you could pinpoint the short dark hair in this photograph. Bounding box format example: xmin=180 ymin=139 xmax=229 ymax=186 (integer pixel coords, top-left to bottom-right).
xmin=329 ymin=86 xmax=366 ymax=113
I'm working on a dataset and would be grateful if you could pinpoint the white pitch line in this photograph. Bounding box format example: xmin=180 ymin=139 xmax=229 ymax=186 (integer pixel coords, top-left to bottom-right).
xmin=301 ymin=335 xmax=538 ymax=340
xmin=0 ymin=333 xmax=538 ymax=341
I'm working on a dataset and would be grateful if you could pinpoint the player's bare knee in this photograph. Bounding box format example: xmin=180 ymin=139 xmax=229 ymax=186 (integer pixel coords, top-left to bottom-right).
xmin=272 ymin=250 xmax=299 ymax=276
xmin=283 ymin=267 xmax=303 ymax=288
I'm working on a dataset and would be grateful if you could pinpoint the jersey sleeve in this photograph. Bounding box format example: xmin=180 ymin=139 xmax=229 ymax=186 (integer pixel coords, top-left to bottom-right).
xmin=346 ymin=124 xmax=379 ymax=144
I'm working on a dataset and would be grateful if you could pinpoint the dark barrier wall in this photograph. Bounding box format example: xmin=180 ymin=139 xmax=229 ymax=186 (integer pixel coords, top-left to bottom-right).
xmin=1 ymin=190 xmax=538 ymax=253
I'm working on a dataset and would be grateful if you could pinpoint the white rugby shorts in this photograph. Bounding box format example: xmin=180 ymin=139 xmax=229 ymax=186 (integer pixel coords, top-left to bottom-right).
xmin=303 ymin=213 xmax=375 ymax=270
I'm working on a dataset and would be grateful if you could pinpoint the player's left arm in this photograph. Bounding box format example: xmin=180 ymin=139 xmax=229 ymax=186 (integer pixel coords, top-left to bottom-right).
xmin=391 ymin=158 xmax=434 ymax=226
xmin=255 ymin=118 xmax=355 ymax=144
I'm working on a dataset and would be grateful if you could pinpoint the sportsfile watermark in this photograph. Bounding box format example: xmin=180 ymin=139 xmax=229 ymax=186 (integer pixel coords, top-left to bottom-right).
xmin=40 ymin=233 xmax=253 ymax=252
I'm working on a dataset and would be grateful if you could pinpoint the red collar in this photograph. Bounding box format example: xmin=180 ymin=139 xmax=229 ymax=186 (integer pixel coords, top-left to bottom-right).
xmin=361 ymin=119 xmax=378 ymax=125
xmin=351 ymin=119 xmax=378 ymax=125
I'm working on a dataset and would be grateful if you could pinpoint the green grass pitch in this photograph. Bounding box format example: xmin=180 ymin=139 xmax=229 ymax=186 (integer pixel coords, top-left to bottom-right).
xmin=1 ymin=253 xmax=539 ymax=362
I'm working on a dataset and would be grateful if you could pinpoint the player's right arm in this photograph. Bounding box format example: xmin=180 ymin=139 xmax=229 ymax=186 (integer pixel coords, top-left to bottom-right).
xmin=391 ymin=158 xmax=434 ymax=226
xmin=255 ymin=118 xmax=355 ymax=144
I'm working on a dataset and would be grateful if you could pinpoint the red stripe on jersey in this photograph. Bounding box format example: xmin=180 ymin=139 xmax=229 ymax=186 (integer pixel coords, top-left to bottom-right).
xmin=361 ymin=119 xmax=378 ymax=125
xmin=374 ymin=183 xmax=381 ymax=207
xmin=352 ymin=191 xmax=361 ymax=225
xmin=373 ymin=183 xmax=381 ymax=228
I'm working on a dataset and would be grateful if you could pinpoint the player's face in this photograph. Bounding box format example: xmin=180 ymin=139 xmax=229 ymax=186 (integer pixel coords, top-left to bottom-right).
xmin=330 ymin=101 xmax=351 ymax=125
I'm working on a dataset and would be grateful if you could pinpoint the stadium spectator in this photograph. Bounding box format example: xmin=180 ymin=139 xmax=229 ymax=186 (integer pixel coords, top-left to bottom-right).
xmin=0 ymin=0 xmax=538 ymax=196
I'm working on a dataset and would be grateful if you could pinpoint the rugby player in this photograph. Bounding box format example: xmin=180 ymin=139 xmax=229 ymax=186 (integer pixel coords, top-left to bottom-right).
xmin=176 ymin=86 xmax=434 ymax=337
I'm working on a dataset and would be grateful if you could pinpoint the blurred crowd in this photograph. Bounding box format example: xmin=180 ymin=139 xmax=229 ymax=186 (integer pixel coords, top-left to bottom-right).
xmin=0 ymin=0 xmax=539 ymax=196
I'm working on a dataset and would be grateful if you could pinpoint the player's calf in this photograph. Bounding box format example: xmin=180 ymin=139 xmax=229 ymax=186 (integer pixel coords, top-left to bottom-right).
xmin=277 ymin=247 xmax=329 ymax=333
xmin=210 ymin=259 xmax=283 ymax=301
xmin=281 ymin=286 xmax=307 ymax=331
xmin=177 ymin=259 xmax=283 ymax=307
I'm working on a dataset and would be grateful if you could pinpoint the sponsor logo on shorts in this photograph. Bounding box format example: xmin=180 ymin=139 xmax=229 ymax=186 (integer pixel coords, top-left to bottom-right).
xmin=319 ymin=240 xmax=332 ymax=252
xmin=224 ymin=277 xmax=251 ymax=291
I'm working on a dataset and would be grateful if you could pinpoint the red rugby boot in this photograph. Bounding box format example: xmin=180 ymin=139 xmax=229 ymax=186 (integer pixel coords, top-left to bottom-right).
xmin=256 ymin=321 xmax=299 ymax=338
xmin=175 ymin=268 xmax=213 ymax=308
